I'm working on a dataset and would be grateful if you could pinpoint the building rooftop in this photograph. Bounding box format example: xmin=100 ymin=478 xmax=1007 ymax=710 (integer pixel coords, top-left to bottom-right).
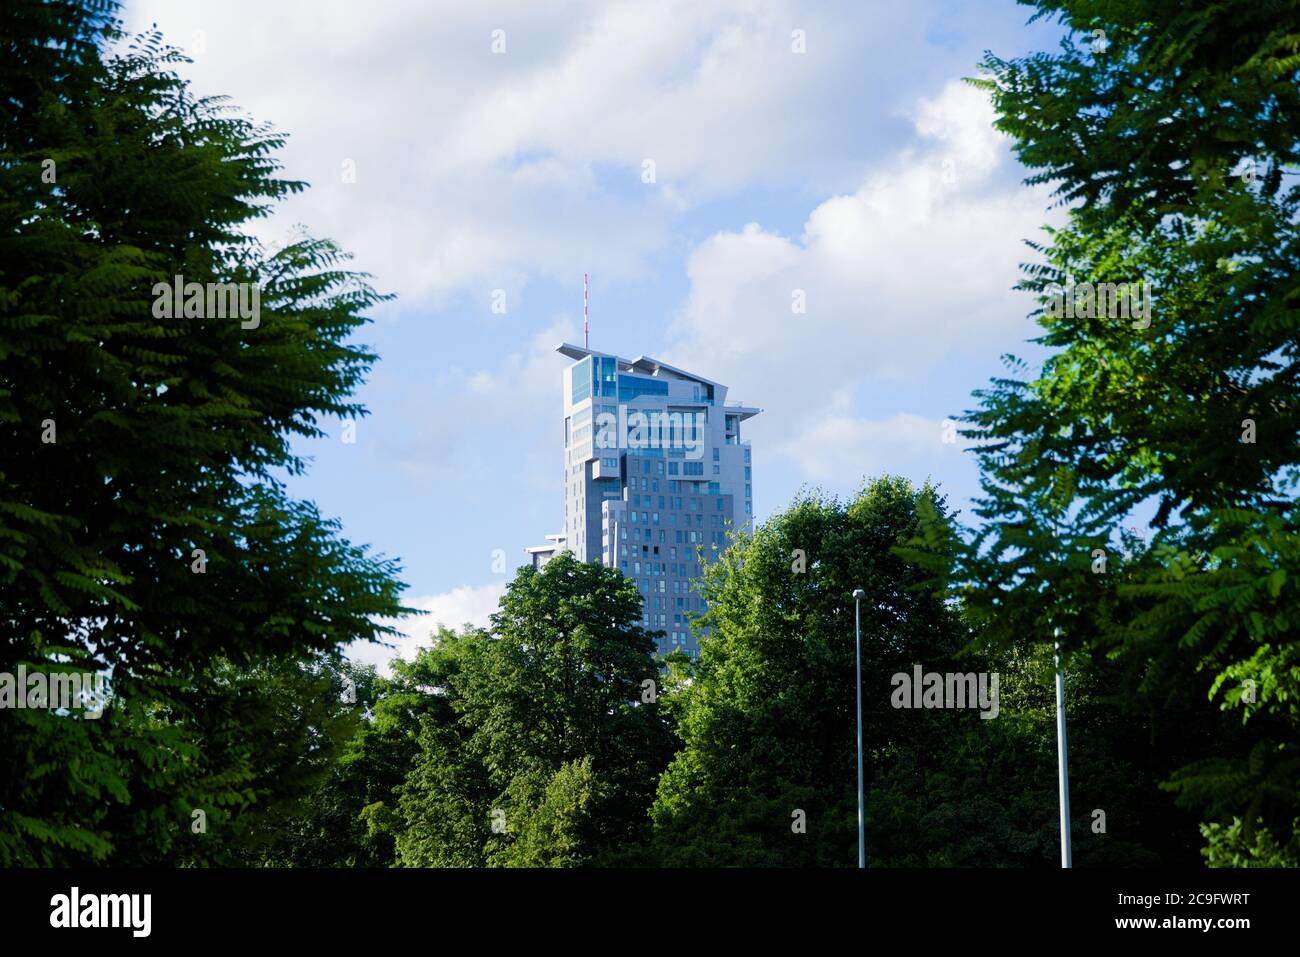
xmin=555 ymin=342 xmax=761 ymax=420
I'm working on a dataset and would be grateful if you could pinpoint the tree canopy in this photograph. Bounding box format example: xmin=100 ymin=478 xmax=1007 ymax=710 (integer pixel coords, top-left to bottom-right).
xmin=0 ymin=0 xmax=410 ymax=864
xmin=927 ymin=0 xmax=1300 ymax=865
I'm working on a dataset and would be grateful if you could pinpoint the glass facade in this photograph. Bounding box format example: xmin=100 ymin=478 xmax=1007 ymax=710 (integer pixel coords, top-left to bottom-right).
xmin=596 ymin=356 xmax=617 ymax=396
xmin=572 ymin=355 xmax=618 ymax=405
xmin=617 ymin=374 xmax=669 ymax=402
xmin=571 ymin=357 xmax=592 ymax=404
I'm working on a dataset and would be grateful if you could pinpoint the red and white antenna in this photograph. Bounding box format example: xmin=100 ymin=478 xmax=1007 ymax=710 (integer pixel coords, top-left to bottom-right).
xmin=583 ymin=272 xmax=589 ymax=349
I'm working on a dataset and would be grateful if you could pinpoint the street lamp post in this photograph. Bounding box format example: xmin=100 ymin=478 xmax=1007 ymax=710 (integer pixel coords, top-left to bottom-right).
xmin=852 ymin=588 xmax=866 ymax=869
xmin=1054 ymin=628 xmax=1073 ymax=868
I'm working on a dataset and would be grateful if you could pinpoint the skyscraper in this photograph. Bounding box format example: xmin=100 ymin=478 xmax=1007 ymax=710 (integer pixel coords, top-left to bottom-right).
xmin=529 ymin=343 xmax=760 ymax=658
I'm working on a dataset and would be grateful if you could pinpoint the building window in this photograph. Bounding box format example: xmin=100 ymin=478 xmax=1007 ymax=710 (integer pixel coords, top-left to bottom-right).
xmin=598 ymin=356 xmax=618 ymax=396
xmin=571 ymin=357 xmax=592 ymax=404
xmin=619 ymin=375 xmax=670 ymax=403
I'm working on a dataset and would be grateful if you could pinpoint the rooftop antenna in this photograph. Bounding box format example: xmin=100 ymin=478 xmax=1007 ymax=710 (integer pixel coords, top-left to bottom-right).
xmin=584 ymin=272 xmax=589 ymax=350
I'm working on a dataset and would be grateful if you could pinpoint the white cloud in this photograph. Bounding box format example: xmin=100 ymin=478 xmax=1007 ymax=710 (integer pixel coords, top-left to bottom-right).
xmin=120 ymin=0 xmax=967 ymax=305
xmin=664 ymin=80 xmax=1056 ymax=482
xmin=348 ymin=582 xmax=506 ymax=674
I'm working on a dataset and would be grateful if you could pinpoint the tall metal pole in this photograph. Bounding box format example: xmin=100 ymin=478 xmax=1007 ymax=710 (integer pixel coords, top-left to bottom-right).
xmin=1054 ymin=629 xmax=1072 ymax=868
xmin=852 ymin=589 xmax=866 ymax=868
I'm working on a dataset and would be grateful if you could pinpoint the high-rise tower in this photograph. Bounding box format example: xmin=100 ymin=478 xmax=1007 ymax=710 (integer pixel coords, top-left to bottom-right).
xmin=530 ymin=343 xmax=760 ymax=658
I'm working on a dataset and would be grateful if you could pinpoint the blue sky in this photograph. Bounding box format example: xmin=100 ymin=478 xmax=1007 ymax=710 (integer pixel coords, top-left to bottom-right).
xmin=121 ymin=0 xmax=1068 ymax=667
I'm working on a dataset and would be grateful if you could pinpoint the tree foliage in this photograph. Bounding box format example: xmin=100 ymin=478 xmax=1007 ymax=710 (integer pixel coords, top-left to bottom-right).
xmin=647 ymin=477 xmax=1179 ymax=866
xmin=384 ymin=554 xmax=674 ymax=867
xmin=0 ymin=0 xmax=409 ymax=864
xmin=923 ymin=0 xmax=1300 ymax=863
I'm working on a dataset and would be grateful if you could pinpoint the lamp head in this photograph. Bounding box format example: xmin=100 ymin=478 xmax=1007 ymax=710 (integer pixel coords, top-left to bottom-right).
xmin=852 ymin=589 xmax=866 ymax=601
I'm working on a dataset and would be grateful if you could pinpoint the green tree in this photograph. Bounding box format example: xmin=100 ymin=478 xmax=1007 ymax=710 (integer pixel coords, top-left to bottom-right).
xmin=653 ymin=476 xmax=1195 ymax=866
xmin=942 ymin=0 xmax=1300 ymax=863
xmin=498 ymin=758 xmax=601 ymax=868
xmin=653 ymin=478 xmax=1001 ymax=865
xmin=0 ymin=1 xmax=409 ymax=864
xmin=390 ymin=553 xmax=674 ymax=867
